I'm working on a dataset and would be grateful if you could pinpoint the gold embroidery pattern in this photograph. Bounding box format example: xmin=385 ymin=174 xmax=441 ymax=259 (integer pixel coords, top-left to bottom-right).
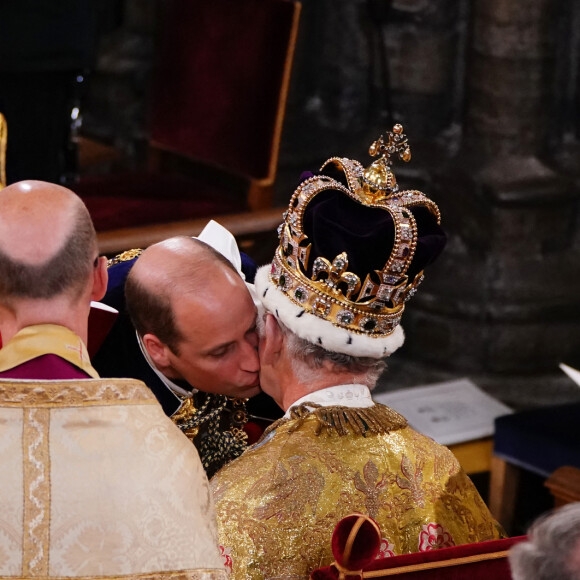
xmin=107 ymin=248 xmax=143 ymax=268
xmin=22 ymin=408 xmax=50 ymax=577
xmin=396 ymin=455 xmax=426 ymax=508
xmin=1 ymin=570 xmax=227 ymax=580
xmin=0 ymin=379 xmax=157 ymax=408
xmin=253 ymin=459 xmax=325 ymax=523
xmin=354 ymin=461 xmax=390 ymax=520
xmin=265 ymin=403 xmax=407 ymax=438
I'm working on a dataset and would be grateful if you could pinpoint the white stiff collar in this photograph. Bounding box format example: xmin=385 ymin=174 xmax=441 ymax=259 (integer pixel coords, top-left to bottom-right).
xmin=283 ymin=383 xmax=374 ymax=419
xmin=136 ymin=331 xmax=196 ymax=400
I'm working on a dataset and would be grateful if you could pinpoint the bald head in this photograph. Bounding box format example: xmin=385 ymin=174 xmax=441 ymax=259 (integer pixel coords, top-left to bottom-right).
xmin=132 ymin=236 xmax=239 ymax=295
xmin=126 ymin=236 xmax=243 ymax=353
xmin=0 ymin=180 xmax=98 ymax=303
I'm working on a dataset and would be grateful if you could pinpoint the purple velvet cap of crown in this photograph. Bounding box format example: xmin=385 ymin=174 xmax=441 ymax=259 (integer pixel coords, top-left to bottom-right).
xmin=303 ymin=187 xmax=446 ymax=285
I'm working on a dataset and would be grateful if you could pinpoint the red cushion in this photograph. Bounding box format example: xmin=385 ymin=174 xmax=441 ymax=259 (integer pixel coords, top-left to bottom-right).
xmin=311 ymin=516 xmax=526 ymax=580
xmin=73 ymin=172 xmax=245 ymax=231
xmin=356 ymin=536 xmax=526 ymax=579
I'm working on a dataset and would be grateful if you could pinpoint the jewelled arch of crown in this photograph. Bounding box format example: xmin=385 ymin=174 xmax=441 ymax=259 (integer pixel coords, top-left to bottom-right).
xmin=270 ymin=124 xmax=442 ymax=338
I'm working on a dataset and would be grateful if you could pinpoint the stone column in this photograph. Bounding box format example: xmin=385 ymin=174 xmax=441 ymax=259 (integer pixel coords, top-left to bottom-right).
xmin=464 ymin=0 xmax=557 ymax=156
xmin=402 ymin=0 xmax=580 ymax=407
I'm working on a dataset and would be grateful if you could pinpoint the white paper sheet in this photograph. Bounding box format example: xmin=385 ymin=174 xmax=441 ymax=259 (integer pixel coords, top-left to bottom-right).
xmin=374 ymin=378 xmax=512 ymax=445
xmin=560 ymin=363 xmax=580 ymax=387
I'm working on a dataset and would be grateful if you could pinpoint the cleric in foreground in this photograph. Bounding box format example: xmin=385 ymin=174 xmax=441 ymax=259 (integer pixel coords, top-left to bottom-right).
xmin=211 ymin=126 xmax=503 ymax=579
xmin=0 ymin=181 xmax=225 ymax=579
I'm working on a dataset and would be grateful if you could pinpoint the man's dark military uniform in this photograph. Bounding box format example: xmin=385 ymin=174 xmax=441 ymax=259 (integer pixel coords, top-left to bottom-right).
xmin=93 ymin=252 xmax=281 ymax=477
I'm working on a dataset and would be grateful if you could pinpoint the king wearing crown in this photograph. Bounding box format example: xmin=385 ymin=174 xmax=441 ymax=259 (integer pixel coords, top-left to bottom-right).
xmin=211 ymin=126 xmax=503 ymax=580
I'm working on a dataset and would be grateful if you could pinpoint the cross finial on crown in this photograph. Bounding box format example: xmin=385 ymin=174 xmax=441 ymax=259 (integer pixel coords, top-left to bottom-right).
xmin=362 ymin=124 xmax=412 ymax=200
xmin=368 ymin=124 xmax=411 ymax=166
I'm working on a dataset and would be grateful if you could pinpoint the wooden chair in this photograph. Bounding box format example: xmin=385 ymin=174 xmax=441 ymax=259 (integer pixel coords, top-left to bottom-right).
xmin=0 ymin=113 xmax=6 ymax=189
xmin=545 ymin=466 xmax=580 ymax=507
xmin=73 ymin=0 xmax=301 ymax=255
xmin=310 ymin=514 xmax=525 ymax=580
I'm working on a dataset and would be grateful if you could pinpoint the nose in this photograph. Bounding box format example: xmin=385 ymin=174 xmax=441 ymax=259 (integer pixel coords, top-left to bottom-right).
xmin=241 ymin=337 xmax=260 ymax=373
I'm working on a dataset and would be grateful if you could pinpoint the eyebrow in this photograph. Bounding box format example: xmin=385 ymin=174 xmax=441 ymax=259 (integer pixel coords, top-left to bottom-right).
xmin=202 ymin=320 xmax=257 ymax=356
xmin=203 ymin=340 xmax=235 ymax=356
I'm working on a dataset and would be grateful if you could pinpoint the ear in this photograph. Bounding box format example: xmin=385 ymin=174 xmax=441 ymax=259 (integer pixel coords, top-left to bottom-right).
xmin=90 ymin=256 xmax=108 ymax=301
xmin=260 ymin=313 xmax=284 ymax=367
xmin=142 ymin=333 xmax=172 ymax=370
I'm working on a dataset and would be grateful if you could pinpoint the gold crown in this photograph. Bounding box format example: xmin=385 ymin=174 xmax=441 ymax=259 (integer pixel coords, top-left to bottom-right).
xmin=270 ymin=124 xmax=441 ymax=338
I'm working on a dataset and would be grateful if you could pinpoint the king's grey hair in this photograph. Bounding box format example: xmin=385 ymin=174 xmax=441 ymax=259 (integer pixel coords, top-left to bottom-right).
xmin=509 ymin=503 xmax=580 ymax=580
xmin=258 ymin=312 xmax=386 ymax=388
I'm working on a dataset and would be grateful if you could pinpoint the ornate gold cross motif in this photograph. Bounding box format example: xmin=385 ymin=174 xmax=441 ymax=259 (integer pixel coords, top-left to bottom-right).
xmin=311 ymin=252 xmax=361 ymax=299
xmin=369 ymin=123 xmax=411 ymax=165
xmin=363 ymin=124 xmax=412 ymax=199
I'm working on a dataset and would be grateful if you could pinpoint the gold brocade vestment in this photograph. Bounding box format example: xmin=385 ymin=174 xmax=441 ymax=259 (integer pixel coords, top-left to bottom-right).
xmin=211 ymin=403 xmax=503 ymax=580
xmin=0 ymin=375 xmax=226 ymax=580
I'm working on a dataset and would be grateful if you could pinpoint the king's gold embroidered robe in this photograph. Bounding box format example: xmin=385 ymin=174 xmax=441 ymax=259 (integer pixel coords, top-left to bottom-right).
xmin=211 ymin=404 xmax=503 ymax=580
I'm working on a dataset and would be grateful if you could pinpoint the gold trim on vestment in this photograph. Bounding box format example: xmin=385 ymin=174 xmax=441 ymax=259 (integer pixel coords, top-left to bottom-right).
xmin=0 ymin=379 xmax=158 ymax=407
xmin=22 ymin=408 xmax=51 ymax=577
xmin=0 ymin=325 xmax=99 ymax=379
xmin=0 ymin=570 xmax=227 ymax=580
xmin=361 ymin=550 xmax=510 ymax=577
xmin=107 ymin=248 xmax=143 ymax=268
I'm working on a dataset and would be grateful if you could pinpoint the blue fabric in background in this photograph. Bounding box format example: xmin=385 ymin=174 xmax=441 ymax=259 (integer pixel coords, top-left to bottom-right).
xmin=494 ymin=402 xmax=580 ymax=477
